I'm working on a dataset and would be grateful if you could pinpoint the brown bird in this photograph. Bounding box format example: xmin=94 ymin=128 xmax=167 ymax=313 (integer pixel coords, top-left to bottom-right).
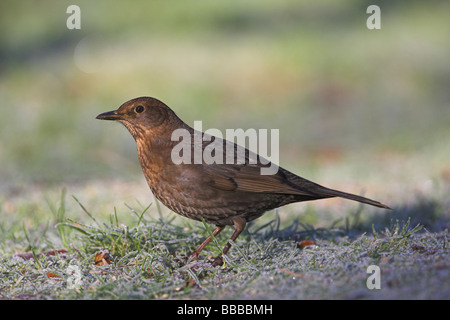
xmin=97 ymin=97 xmax=390 ymax=266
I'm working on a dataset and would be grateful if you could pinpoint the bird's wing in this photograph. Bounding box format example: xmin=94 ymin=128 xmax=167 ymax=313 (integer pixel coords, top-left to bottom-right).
xmin=203 ymin=163 xmax=390 ymax=209
xmin=203 ymin=163 xmax=318 ymax=197
xmin=198 ymin=135 xmax=318 ymax=196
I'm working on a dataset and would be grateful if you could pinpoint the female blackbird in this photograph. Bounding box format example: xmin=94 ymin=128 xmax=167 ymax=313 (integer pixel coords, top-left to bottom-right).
xmin=97 ymin=97 xmax=390 ymax=266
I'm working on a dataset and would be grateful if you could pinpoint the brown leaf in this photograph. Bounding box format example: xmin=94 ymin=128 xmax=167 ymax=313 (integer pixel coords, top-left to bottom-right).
xmin=411 ymin=244 xmax=426 ymax=251
xmin=14 ymin=252 xmax=35 ymax=260
xmin=46 ymin=272 xmax=62 ymax=279
xmin=297 ymin=240 xmax=316 ymax=249
xmin=94 ymin=249 xmax=112 ymax=266
xmin=43 ymin=249 xmax=68 ymax=257
xmin=14 ymin=249 xmax=68 ymax=260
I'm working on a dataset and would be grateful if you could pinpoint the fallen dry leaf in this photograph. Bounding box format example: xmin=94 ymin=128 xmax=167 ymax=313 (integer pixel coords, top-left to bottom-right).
xmin=14 ymin=249 xmax=68 ymax=260
xmin=94 ymin=249 xmax=112 ymax=266
xmin=46 ymin=272 xmax=62 ymax=279
xmin=297 ymin=240 xmax=316 ymax=249
xmin=411 ymin=244 xmax=426 ymax=251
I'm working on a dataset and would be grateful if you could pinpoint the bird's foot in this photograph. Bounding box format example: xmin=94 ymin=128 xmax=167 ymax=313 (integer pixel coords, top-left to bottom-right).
xmin=211 ymin=254 xmax=224 ymax=267
xmin=176 ymin=252 xmax=224 ymax=268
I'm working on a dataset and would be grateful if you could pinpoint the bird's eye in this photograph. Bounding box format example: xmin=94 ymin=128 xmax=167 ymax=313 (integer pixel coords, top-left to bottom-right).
xmin=135 ymin=105 xmax=144 ymax=113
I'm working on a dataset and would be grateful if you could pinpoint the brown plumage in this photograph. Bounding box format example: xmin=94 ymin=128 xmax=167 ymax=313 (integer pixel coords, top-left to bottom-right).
xmin=97 ymin=97 xmax=390 ymax=266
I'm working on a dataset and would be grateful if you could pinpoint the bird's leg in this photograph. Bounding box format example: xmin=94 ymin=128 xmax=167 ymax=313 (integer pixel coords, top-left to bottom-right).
xmin=188 ymin=225 xmax=225 ymax=261
xmin=212 ymin=217 xmax=246 ymax=267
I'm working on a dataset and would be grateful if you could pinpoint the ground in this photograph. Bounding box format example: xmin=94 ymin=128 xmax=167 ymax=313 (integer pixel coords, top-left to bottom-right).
xmin=0 ymin=175 xmax=448 ymax=299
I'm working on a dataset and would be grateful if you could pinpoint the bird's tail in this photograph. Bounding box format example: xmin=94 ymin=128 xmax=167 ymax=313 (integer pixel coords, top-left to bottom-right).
xmin=320 ymin=187 xmax=391 ymax=209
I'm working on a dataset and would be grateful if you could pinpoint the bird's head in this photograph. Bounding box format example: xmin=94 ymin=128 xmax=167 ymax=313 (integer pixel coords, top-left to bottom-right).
xmin=96 ymin=97 xmax=183 ymax=140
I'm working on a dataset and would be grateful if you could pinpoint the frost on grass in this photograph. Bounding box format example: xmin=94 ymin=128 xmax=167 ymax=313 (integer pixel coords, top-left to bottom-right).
xmin=0 ymin=194 xmax=448 ymax=299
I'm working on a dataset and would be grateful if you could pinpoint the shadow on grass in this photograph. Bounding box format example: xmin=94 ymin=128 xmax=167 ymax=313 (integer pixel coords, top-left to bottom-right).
xmin=245 ymin=197 xmax=448 ymax=244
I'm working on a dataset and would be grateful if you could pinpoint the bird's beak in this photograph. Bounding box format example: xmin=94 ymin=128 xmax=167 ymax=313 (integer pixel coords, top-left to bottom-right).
xmin=96 ymin=110 xmax=123 ymax=121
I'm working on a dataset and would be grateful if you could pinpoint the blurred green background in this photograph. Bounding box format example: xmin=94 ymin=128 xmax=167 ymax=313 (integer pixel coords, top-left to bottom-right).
xmin=0 ymin=0 xmax=449 ymax=212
